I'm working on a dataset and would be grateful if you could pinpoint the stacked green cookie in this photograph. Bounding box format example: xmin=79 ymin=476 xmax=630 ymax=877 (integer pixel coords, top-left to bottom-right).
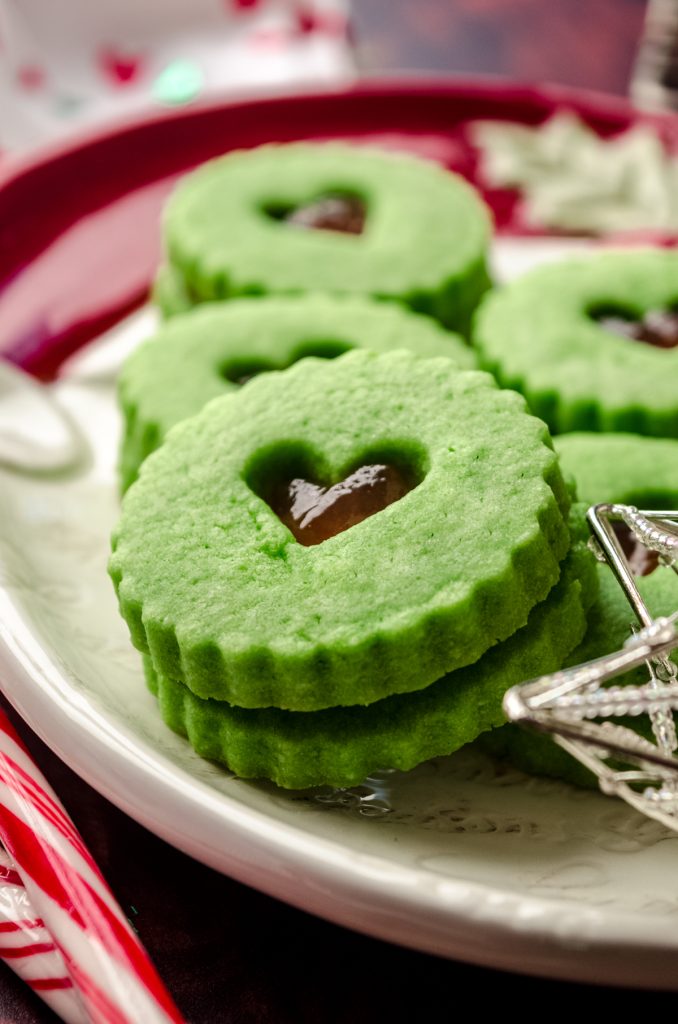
xmin=468 ymin=250 xmax=678 ymax=790
xmin=155 ymin=142 xmax=492 ymax=333
xmin=479 ymin=431 xmax=678 ymax=787
xmin=118 ymin=295 xmax=476 ymax=492
xmin=110 ymin=350 xmax=598 ymax=789
xmin=112 ymin=141 xmax=678 ymax=792
xmin=472 ymin=249 xmax=678 ymax=438
xmin=555 ymin=432 xmax=678 ymax=509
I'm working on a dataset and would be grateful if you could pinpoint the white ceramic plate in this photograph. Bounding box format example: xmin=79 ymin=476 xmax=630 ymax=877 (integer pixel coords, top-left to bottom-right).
xmin=2 ymin=239 xmax=678 ymax=991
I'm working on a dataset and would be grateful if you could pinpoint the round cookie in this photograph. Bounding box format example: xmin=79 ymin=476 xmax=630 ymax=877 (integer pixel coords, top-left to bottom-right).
xmin=109 ymin=350 xmax=571 ymax=711
xmin=144 ymin=536 xmax=596 ymax=789
xmin=479 ymin=565 xmax=676 ymax=788
xmin=481 ymin=432 xmax=678 ymax=786
xmin=118 ymin=295 xmax=476 ymax=492
xmin=472 ymin=249 xmax=678 ymax=438
xmin=163 ymin=142 xmax=492 ymax=333
xmin=554 ymin=432 xmax=678 ymax=508
xmin=153 ymin=264 xmax=193 ymax=318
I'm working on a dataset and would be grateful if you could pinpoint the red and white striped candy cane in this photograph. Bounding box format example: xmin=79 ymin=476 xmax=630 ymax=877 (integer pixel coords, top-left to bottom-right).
xmin=0 ymin=709 xmax=185 ymax=1024
xmin=0 ymin=847 xmax=88 ymax=1023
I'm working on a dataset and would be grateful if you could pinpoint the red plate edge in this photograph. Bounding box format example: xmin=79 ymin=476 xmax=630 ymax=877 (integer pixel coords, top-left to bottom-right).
xmin=2 ymin=75 xmax=678 ymax=380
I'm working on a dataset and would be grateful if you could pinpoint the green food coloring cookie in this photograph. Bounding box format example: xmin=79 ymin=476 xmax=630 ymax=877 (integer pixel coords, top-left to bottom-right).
xmin=162 ymin=142 xmax=492 ymax=333
xmin=480 ymin=433 xmax=678 ymax=785
xmin=473 ymin=249 xmax=678 ymax=437
xmin=554 ymin=432 xmax=678 ymax=508
xmin=153 ymin=264 xmax=193 ymax=318
xmin=110 ymin=350 xmax=571 ymax=711
xmin=118 ymin=295 xmax=475 ymax=492
xmin=144 ymin=536 xmax=596 ymax=789
xmin=479 ymin=565 xmax=676 ymax=788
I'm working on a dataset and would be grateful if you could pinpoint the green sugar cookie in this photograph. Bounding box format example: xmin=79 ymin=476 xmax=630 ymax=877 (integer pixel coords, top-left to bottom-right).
xmin=480 ymin=432 xmax=677 ymax=785
xmin=472 ymin=249 xmax=678 ymax=438
xmin=144 ymin=536 xmax=596 ymax=789
xmin=479 ymin=565 xmax=677 ymax=788
xmin=153 ymin=264 xmax=193 ymax=318
xmin=118 ymin=295 xmax=475 ymax=492
xmin=163 ymin=142 xmax=492 ymax=333
xmin=554 ymin=432 xmax=678 ymax=508
xmin=110 ymin=350 xmax=571 ymax=711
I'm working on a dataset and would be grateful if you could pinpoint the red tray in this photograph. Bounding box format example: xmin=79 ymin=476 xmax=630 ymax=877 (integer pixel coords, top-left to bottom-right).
xmin=2 ymin=76 xmax=678 ymax=380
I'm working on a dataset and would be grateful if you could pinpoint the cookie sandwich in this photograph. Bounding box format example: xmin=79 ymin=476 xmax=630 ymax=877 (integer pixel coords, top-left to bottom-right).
xmin=473 ymin=249 xmax=678 ymax=438
xmin=158 ymin=142 xmax=492 ymax=333
xmin=110 ymin=351 xmax=596 ymax=788
xmin=118 ymin=294 xmax=474 ymax=492
xmin=481 ymin=431 xmax=678 ymax=786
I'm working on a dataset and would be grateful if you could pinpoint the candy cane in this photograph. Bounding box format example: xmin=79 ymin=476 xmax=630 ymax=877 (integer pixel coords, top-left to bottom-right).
xmin=0 ymin=710 xmax=185 ymax=1024
xmin=0 ymin=847 xmax=88 ymax=1023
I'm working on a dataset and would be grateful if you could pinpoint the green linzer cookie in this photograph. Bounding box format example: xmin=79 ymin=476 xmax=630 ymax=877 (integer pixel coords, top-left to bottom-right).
xmin=110 ymin=350 xmax=571 ymax=711
xmin=162 ymin=142 xmax=492 ymax=333
xmin=144 ymin=535 xmax=596 ymax=789
xmin=479 ymin=566 xmax=676 ymax=788
xmin=118 ymin=295 xmax=475 ymax=492
xmin=153 ymin=262 xmax=195 ymax=317
xmin=472 ymin=249 xmax=678 ymax=438
xmin=153 ymin=264 xmax=193 ymax=318
xmin=480 ymin=430 xmax=678 ymax=786
xmin=554 ymin=432 xmax=678 ymax=508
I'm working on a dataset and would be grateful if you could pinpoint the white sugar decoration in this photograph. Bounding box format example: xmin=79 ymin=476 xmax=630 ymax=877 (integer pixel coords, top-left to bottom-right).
xmin=504 ymin=504 xmax=678 ymax=830
xmin=473 ymin=114 xmax=678 ymax=234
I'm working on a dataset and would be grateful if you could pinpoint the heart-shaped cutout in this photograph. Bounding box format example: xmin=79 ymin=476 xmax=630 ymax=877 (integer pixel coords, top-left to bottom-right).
xmin=264 ymin=194 xmax=366 ymax=235
xmin=266 ymin=463 xmax=414 ymax=546
xmin=221 ymin=339 xmax=353 ymax=386
xmin=612 ymin=521 xmax=660 ymax=576
xmin=591 ymin=304 xmax=678 ymax=349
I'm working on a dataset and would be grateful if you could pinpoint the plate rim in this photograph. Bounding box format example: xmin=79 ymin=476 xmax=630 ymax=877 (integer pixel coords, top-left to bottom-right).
xmin=1 ymin=72 xmax=676 ymax=195
xmin=4 ymin=73 xmax=678 ymax=376
xmin=4 ymin=580 xmax=678 ymax=991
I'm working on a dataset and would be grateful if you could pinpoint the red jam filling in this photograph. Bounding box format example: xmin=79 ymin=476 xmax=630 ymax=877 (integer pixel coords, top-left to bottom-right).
xmin=286 ymin=195 xmax=366 ymax=235
xmin=612 ymin=521 xmax=660 ymax=576
xmin=269 ymin=464 xmax=411 ymax=546
xmin=599 ymin=310 xmax=678 ymax=349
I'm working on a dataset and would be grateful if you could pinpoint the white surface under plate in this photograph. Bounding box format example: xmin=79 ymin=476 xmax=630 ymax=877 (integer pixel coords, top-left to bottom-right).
xmin=2 ymin=238 xmax=678 ymax=991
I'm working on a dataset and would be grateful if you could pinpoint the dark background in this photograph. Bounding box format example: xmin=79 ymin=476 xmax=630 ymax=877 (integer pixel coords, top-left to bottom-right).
xmin=4 ymin=1 xmax=676 ymax=1020
xmin=352 ymin=0 xmax=647 ymax=95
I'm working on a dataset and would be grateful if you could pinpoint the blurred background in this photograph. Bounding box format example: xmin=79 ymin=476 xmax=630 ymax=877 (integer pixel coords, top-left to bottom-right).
xmin=0 ymin=0 xmax=676 ymax=152
xmin=353 ymin=0 xmax=646 ymax=94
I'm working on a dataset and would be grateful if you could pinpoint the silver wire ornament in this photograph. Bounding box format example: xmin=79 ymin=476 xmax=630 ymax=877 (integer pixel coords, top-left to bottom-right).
xmin=503 ymin=504 xmax=678 ymax=830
